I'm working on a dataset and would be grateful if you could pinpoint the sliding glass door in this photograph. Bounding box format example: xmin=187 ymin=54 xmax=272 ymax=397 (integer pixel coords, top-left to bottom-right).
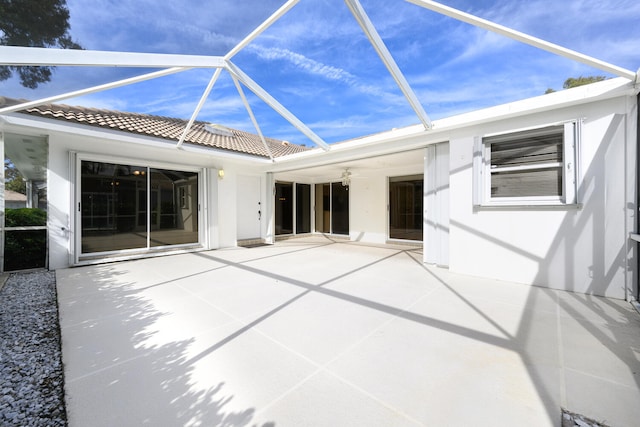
xmin=389 ymin=175 xmax=423 ymax=241
xmin=275 ymin=182 xmax=311 ymax=235
xmin=296 ymin=183 xmax=311 ymax=234
xmin=314 ymin=182 xmax=349 ymax=235
xmin=80 ymin=160 xmax=199 ymax=255
xmin=275 ymin=182 xmax=293 ymax=235
xmin=331 ymin=182 xmax=349 ymax=235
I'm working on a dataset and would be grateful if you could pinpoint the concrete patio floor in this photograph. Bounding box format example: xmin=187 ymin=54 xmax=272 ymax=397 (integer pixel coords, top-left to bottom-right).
xmin=56 ymin=236 xmax=640 ymax=426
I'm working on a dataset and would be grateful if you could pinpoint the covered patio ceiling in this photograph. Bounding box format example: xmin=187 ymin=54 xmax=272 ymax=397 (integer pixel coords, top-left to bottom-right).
xmin=273 ymin=148 xmax=425 ymax=183
xmin=0 ymin=0 xmax=637 ymax=163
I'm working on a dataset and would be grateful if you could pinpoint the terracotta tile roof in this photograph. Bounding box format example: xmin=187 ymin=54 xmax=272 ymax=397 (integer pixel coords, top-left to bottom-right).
xmin=0 ymin=97 xmax=310 ymax=158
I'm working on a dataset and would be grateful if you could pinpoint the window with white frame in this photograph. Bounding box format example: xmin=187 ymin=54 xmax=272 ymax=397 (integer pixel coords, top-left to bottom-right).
xmin=474 ymin=122 xmax=579 ymax=206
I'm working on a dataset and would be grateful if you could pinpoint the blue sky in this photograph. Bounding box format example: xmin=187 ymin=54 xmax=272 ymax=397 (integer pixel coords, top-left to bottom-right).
xmin=2 ymin=0 xmax=640 ymax=145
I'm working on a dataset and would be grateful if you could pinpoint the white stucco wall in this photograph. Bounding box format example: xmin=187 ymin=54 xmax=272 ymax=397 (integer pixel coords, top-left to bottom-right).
xmin=39 ymin=127 xmax=256 ymax=269
xmin=348 ymin=161 xmax=425 ymax=245
xmin=447 ymin=96 xmax=634 ymax=298
xmin=349 ymin=174 xmax=387 ymax=244
xmin=2 ymin=81 xmax=635 ymax=299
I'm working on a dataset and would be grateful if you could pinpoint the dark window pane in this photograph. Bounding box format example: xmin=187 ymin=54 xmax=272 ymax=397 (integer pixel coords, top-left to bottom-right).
xmin=81 ymin=162 xmax=199 ymax=253
xmin=315 ymin=183 xmax=330 ymax=233
xmin=331 ymin=182 xmax=349 ymax=235
xmin=296 ymin=184 xmax=311 ymax=234
xmin=486 ymin=125 xmax=565 ymax=198
xmin=275 ymin=182 xmax=293 ymax=235
xmin=389 ymin=176 xmax=423 ymax=241
xmin=491 ymin=168 xmax=562 ymax=197
xmin=488 ymin=125 xmax=564 ymax=169
xmin=81 ymin=161 xmax=147 ymax=253
xmin=149 ymin=168 xmax=198 ymax=247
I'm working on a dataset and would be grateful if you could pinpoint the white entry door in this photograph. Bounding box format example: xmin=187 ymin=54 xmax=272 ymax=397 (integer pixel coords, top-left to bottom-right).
xmin=237 ymin=175 xmax=262 ymax=240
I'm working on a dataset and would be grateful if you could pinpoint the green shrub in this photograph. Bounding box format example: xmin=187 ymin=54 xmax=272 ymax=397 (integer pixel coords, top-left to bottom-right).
xmin=4 ymin=208 xmax=47 ymax=271
xmin=5 ymin=207 xmax=47 ymax=227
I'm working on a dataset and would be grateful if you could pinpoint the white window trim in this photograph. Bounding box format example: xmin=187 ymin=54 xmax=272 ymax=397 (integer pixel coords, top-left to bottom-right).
xmin=473 ymin=120 xmax=581 ymax=207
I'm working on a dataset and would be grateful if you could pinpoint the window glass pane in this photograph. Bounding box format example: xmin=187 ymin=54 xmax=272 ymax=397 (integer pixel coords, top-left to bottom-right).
xmin=149 ymin=168 xmax=198 ymax=247
xmin=389 ymin=177 xmax=423 ymax=241
xmin=81 ymin=161 xmax=147 ymax=253
xmin=491 ymin=136 xmax=562 ymax=168
xmin=331 ymin=182 xmax=349 ymax=235
xmin=486 ymin=125 xmax=564 ymax=199
xmin=315 ymin=183 xmax=330 ymax=233
xmin=275 ymin=182 xmax=293 ymax=235
xmin=491 ymin=168 xmax=562 ymax=197
xmin=296 ymin=184 xmax=311 ymax=234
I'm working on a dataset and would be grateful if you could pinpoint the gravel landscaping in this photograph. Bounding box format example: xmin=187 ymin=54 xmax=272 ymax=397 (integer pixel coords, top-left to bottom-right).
xmin=0 ymin=270 xmax=67 ymax=426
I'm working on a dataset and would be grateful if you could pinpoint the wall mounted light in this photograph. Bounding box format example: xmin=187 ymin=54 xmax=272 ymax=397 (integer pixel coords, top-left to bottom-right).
xmin=218 ymin=169 xmax=225 ymax=179
xmin=341 ymin=169 xmax=351 ymax=187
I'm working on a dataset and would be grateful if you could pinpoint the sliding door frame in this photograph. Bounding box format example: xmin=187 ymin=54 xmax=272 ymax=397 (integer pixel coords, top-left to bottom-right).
xmin=74 ymin=152 xmax=204 ymax=264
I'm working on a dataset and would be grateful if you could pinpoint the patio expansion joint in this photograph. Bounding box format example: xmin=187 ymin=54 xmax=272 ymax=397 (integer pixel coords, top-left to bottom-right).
xmin=167 ymin=247 xmax=445 ymax=424
xmin=562 ymin=366 xmax=640 ymax=390
xmin=556 ymin=292 xmax=568 ymax=408
xmin=250 ymin=280 xmax=446 ymax=426
xmin=65 ymin=348 xmax=152 ymax=384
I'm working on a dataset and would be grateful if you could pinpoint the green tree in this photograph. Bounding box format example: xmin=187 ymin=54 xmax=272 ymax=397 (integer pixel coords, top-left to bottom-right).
xmin=0 ymin=0 xmax=82 ymax=88
xmin=545 ymin=76 xmax=608 ymax=94
xmin=4 ymin=158 xmax=26 ymax=194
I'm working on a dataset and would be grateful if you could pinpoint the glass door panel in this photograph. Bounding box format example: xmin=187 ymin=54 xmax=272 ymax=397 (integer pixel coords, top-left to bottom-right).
xmin=296 ymin=183 xmax=311 ymax=234
xmin=81 ymin=161 xmax=147 ymax=253
xmin=389 ymin=175 xmax=423 ymax=241
xmin=331 ymin=182 xmax=349 ymax=235
xmin=81 ymin=161 xmax=199 ymax=254
xmin=275 ymin=182 xmax=293 ymax=235
xmin=149 ymin=168 xmax=199 ymax=247
xmin=315 ymin=183 xmax=330 ymax=233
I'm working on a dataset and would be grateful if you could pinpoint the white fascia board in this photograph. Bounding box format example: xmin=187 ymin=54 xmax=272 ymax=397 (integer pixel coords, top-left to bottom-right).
xmin=349 ymin=77 xmax=636 ymax=145
xmin=0 ymin=113 xmax=272 ymax=165
xmin=345 ymin=0 xmax=432 ymax=129
xmin=268 ymin=77 xmax=636 ymax=171
xmin=177 ymin=142 xmax=273 ymax=165
xmin=432 ymin=77 xmax=636 ymax=131
xmin=406 ymin=0 xmax=637 ymax=81
xmin=0 ymin=46 xmax=226 ymax=68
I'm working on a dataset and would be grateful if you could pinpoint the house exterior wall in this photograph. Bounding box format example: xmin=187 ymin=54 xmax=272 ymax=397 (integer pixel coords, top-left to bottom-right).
xmin=348 ymin=160 xmax=425 ymax=245
xmin=42 ymin=129 xmax=246 ymax=269
xmin=447 ymin=96 xmax=635 ymax=299
xmin=1 ymin=81 xmax=636 ymax=299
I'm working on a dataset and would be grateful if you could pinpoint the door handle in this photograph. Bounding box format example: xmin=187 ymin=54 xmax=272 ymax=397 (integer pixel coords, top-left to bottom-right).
xmin=258 ymin=210 xmax=261 ymax=220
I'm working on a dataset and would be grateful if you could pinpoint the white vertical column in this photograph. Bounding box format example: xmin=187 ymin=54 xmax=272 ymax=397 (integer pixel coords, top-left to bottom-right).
xmin=424 ymin=142 xmax=450 ymax=266
xmin=265 ymin=173 xmax=275 ymax=244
